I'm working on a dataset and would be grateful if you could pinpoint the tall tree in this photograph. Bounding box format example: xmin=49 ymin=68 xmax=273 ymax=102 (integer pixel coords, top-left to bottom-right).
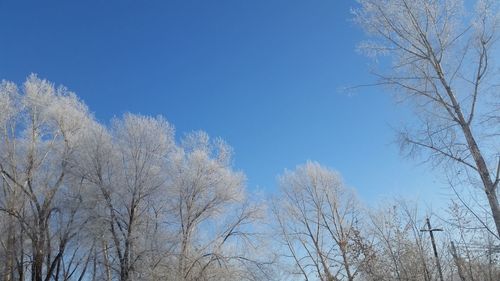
xmin=0 ymin=75 xmax=95 ymax=281
xmin=75 ymin=114 xmax=175 ymax=281
xmin=354 ymin=0 xmax=500 ymax=237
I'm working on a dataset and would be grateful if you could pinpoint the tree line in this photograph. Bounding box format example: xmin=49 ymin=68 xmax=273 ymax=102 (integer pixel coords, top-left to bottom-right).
xmin=1 ymin=0 xmax=499 ymax=280
xmin=0 ymin=75 xmax=272 ymax=281
xmin=0 ymin=75 xmax=497 ymax=281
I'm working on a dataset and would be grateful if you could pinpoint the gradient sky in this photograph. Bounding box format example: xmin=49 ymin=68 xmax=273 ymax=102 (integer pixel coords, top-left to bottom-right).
xmin=0 ymin=0 xmax=448 ymax=206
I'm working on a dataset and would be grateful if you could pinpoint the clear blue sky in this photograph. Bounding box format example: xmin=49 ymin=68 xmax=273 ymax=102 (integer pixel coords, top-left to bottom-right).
xmin=0 ymin=0 xmax=447 ymax=206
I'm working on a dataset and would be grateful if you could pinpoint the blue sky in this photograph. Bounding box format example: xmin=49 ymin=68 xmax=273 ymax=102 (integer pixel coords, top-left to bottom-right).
xmin=0 ymin=0 xmax=447 ymax=206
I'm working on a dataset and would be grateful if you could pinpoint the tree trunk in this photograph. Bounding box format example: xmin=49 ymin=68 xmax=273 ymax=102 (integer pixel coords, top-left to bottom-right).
xmin=458 ymin=114 xmax=500 ymax=238
xmin=437 ymin=61 xmax=500 ymax=238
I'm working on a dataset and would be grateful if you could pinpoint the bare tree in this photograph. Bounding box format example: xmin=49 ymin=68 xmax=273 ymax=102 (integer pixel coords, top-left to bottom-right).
xmin=362 ymin=200 xmax=438 ymax=281
xmin=354 ymin=0 xmax=500 ymax=237
xmin=444 ymin=200 xmax=500 ymax=281
xmin=273 ymin=162 xmax=370 ymax=281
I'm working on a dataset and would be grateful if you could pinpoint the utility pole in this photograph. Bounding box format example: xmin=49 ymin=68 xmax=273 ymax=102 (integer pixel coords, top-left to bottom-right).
xmin=421 ymin=217 xmax=444 ymax=281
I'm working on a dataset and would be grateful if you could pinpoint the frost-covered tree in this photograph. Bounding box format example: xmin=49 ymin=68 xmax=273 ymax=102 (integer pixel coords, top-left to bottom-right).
xmin=0 ymin=75 xmax=96 ymax=281
xmin=354 ymin=0 xmax=500 ymax=237
xmin=362 ymin=201 xmax=437 ymax=281
xmin=74 ymin=114 xmax=175 ymax=281
xmin=166 ymin=132 xmax=271 ymax=281
xmin=273 ymin=162 xmax=370 ymax=281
